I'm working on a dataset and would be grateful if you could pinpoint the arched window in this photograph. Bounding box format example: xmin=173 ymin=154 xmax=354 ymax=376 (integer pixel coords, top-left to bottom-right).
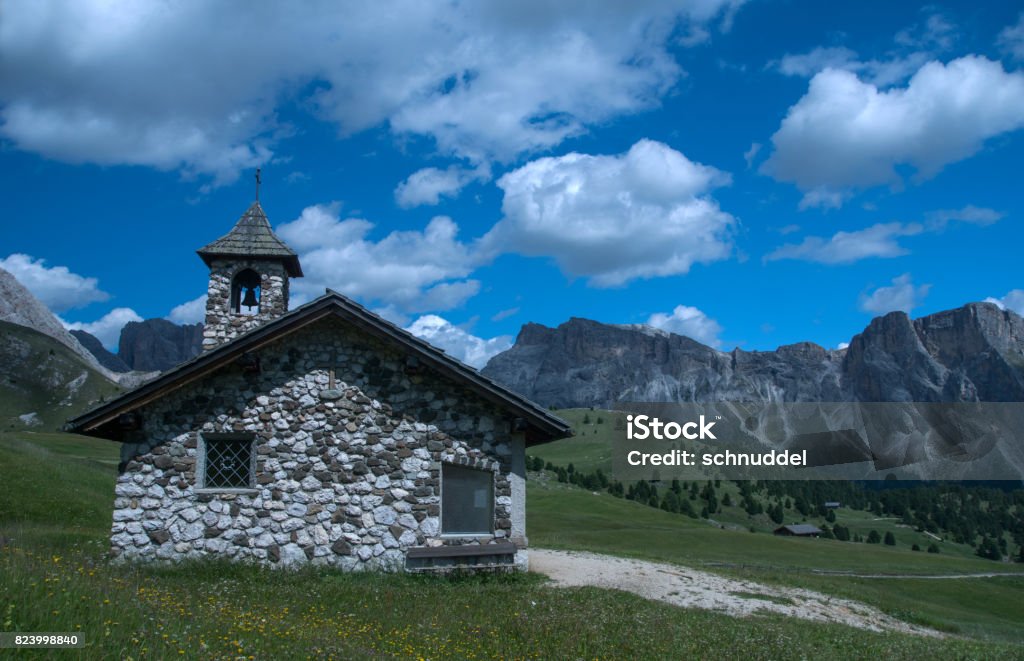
xmin=231 ymin=269 xmax=261 ymax=315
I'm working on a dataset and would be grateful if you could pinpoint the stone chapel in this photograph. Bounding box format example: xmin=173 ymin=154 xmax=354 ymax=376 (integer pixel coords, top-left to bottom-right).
xmin=68 ymin=197 xmax=570 ymax=571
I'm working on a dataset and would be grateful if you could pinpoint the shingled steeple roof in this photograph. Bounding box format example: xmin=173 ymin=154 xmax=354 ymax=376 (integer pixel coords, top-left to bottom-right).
xmin=197 ymin=201 xmax=303 ymax=277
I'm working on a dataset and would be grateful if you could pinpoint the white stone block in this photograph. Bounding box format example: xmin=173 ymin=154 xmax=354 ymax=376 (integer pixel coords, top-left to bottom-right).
xmin=253 ymin=533 xmax=274 ymax=548
xmin=372 ymin=506 xmax=397 ymax=526
xmin=181 ymin=522 xmax=204 ymax=542
xmin=312 ymin=525 xmax=329 ymax=546
xmin=419 ymin=517 xmax=439 ymax=537
xmin=111 ymin=532 xmax=133 ymax=547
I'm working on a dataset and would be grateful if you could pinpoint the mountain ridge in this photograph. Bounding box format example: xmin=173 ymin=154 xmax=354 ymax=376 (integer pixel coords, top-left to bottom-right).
xmin=482 ymin=302 xmax=1024 ymax=407
xmin=0 ymin=266 xmax=113 ymax=375
xmin=117 ymin=319 xmax=204 ymax=372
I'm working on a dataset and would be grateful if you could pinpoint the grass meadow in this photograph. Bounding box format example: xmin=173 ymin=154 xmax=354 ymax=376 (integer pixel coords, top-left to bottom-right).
xmin=2 ymin=430 xmax=1023 ymax=659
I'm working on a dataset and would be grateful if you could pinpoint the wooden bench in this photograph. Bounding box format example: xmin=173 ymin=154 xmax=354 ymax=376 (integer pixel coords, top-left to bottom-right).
xmin=405 ymin=541 xmax=518 ymax=572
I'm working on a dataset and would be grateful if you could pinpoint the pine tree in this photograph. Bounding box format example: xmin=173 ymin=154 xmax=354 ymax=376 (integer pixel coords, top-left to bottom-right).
xmin=976 ymin=537 xmax=1001 ymax=561
xmin=662 ymin=490 xmax=680 ymax=513
xmin=884 ymin=531 xmax=896 ymax=546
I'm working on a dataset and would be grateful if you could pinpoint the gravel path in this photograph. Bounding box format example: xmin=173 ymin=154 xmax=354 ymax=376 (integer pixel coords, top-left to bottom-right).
xmin=530 ymin=549 xmax=941 ymax=636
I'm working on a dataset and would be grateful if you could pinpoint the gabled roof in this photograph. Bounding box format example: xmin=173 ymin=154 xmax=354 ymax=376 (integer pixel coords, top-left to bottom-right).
xmin=775 ymin=524 xmax=822 ymax=535
xmin=197 ymin=201 xmax=303 ymax=277
xmin=67 ymin=290 xmax=571 ymax=446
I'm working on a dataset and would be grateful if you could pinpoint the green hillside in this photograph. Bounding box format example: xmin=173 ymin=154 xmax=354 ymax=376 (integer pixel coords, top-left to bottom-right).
xmin=2 ymin=430 xmax=1023 ymax=657
xmin=0 ymin=320 xmax=122 ymax=431
xmin=528 ymin=476 xmax=1024 ymax=642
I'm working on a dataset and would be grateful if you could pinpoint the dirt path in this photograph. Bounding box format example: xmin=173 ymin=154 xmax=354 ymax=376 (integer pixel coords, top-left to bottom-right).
xmin=808 ymin=570 xmax=1024 ymax=579
xmin=530 ymin=549 xmax=941 ymax=636
xmin=700 ymin=562 xmax=1024 ymax=580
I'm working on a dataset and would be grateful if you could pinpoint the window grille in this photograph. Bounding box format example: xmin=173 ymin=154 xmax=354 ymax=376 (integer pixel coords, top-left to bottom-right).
xmin=202 ymin=435 xmax=254 ymax=489
xmin=441 ymin=463 xmax=494 ymax=535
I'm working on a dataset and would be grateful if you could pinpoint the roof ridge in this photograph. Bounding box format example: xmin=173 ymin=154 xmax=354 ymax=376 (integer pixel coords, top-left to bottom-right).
xmin=67 ymin=289 xmax=571 ymax=445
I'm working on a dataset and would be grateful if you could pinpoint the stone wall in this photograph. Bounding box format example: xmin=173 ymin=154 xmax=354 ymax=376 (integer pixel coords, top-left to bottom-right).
xmin=112 ymin=317 xmax=525 ymax=570
xmin=203 ymin=259 xmax=289 ymax=351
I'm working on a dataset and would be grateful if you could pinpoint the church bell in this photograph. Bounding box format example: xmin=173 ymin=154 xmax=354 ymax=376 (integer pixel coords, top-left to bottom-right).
xmin=241 ymin=286 xmax=259 ymax=309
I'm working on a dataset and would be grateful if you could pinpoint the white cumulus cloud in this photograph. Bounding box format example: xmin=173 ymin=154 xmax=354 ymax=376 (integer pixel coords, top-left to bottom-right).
xmin=985 ymin=290 xmax=1024 ymax=316
xmin=166 ymin=295 xmax=208 ymax=325
xmin=276 ymin=204 xmax=481 ymax=313
xmin=767 ymin=206 xmax=1002 ymax=264
xmin=762 ymin=56 xmax=1024 ymax=208
xmin=0 ymin=2 xmax=742 ymax=186
xmin=765 ymin=222 xmax=923 ymax=264
xmin=925 ymin=205 xmax=1003 ymax=228
xmin=772 ymin=11 xmax=958 ymax=88
xmin=63 ymin=307 xmax=142 ymax=350
xmin=481 ymin=139 xmax=735 ymax=287
xmin=859 ymin=274 xmax=930 ymax=315
xmin=775 ymin=46 xmax=861 ymax=78
xmin=0 ymin=253 xmax=110 ymax=313
xmin=405 ymin=315 xmax=511 ymax=369
xmin=646 ymin=305 xmax=723 ymax=347
xmin=394 ymin=165 xmax=486 ymax=208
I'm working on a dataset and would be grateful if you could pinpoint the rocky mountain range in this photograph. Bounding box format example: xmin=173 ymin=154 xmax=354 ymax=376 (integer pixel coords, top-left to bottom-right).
xmin=481 ymin=303 xmax=1024 ymax=408
xmin=70 ymin=329 xmax=130 ymax=372
xmin=0 ymin=266 xmax=181 ymax=390
xmin=0 ymin=266 xmax=202 ymax=427
xmin=116 ymin=319 xmax=203 ymax=372
xmin=68 ymin=320 xmax=203 ymax=373
xmin=0 ymin=266 xmax=112 ymax=375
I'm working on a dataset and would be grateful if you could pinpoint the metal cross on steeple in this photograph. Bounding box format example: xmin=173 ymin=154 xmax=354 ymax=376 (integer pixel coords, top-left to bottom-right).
xmin=255 ymin=168 xmax=262 ymax=201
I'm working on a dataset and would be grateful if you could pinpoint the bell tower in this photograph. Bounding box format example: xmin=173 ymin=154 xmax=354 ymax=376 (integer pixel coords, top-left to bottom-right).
xmin=196 ymin=190 xmax=302 ymax=351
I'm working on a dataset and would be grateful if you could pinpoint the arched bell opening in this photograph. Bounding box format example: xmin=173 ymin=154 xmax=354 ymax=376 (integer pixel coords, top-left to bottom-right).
xmin=231 ymin=269 xmax=262 ymax=315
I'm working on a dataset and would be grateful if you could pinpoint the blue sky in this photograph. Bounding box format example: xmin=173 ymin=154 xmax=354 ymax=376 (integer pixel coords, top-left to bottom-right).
xmin=2 ymin=1 xmax=1023 ymax=367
